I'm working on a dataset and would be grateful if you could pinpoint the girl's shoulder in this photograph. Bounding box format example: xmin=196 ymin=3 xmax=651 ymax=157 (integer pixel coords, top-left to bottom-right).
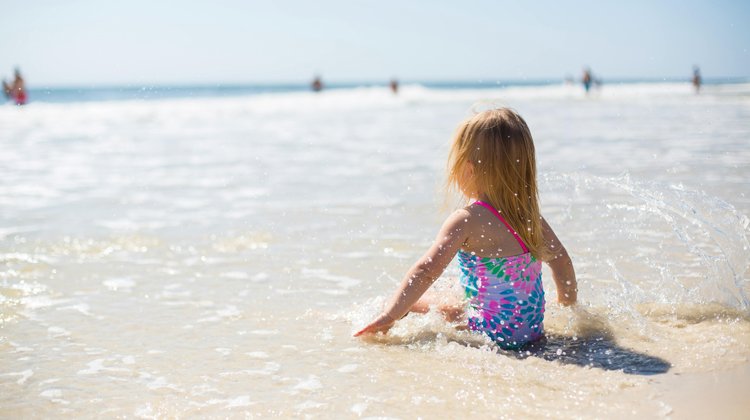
xmin=441 ymin=205 xmax=485 ymax=233
xmin=443 ymin=207 xmax=472 ymax=227
xmin=454 ymin=203 xmax=489 ymax=221
xmin=462 ymin=201 xmax=483 ymax=213
xmin=461 ymin=201 xmax=496 ymax=221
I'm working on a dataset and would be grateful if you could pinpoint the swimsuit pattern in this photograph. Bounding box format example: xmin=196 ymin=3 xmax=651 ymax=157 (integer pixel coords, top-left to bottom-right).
xmin=458 ymin=201 xmax=545 ymax=349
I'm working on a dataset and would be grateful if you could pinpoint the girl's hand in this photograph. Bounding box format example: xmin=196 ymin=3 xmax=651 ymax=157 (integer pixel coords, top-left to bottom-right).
xmin=354 ymin=210 xmax=471 ymax=338
xmin=353 ymin=313 xmax=397 ymax=337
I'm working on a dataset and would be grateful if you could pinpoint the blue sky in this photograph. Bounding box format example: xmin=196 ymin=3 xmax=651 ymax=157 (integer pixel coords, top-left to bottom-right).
xmin=1 ymin=0 xmax=748 ymax=86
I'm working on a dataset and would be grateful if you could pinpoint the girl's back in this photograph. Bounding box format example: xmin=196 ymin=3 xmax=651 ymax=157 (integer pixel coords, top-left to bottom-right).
xmin=459 ymin=201 xmax=545 ymax=349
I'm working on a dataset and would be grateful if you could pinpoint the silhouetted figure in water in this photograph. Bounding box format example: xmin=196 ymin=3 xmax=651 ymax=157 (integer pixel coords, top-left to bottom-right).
xmin=389 ymin=78 xmax=399 ymax=94
xmin=692 ymin=66 xmax=702 ymax=93
xmin=2 ymin=68 xmax=27 ymax=105
xmin=582 ymin=67 xmax=593 ymax=94
xmin=311 ymin=76 xmax=323 ymax=92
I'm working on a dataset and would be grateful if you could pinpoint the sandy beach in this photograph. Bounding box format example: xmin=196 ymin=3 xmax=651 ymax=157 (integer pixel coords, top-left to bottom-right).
xmin=1 ymin=82 xmax=749 ymax=418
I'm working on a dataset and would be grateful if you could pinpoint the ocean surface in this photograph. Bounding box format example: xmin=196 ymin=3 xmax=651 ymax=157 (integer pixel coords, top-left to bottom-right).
xmin=23 ymin=78 xmax=748 ymax=104
xmin=1 ymin=80 xmax=749 ymax=418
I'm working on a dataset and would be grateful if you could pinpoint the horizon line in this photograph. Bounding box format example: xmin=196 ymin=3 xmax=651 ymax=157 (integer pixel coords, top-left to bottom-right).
xmin=24 ymin=76 xmax=750 ymax=90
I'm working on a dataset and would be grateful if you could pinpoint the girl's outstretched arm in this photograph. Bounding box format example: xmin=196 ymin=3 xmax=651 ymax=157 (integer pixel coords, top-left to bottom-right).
xmin=541 ymin=218 xmax=577 ymax=306
xmin=354 ymin=209 xmax=472 ymax=336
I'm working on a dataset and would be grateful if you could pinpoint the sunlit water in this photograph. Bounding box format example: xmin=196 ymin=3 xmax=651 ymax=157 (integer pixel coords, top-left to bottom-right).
xmin=1 ymin=83 xmax=749 ymax=418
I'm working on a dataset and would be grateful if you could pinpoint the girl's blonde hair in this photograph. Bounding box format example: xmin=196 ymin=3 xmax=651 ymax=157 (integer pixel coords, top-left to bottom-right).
xmin=447 ymin=108 xmax=547 ymax=259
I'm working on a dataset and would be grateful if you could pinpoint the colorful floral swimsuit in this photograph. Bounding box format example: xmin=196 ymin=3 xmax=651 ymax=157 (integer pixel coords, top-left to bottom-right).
xmin=459 ymin=201 xmax=545 ymax=349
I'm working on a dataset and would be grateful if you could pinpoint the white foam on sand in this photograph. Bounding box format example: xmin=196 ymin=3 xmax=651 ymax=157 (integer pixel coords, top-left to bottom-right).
xmin=103 ymin=277 xmax=136 ymax=291
xmin=3 ymin=369 xmax=34 ymax=385
xmin=337 ymin=364 xmax=358 ymax=373
xmin=292 ymin=375 xmax=323 ymax=391
xmin=47 ymin=326 xmax=71 ymax=338
xmin=219 ymin=362 xmax=281 ymax=377
xmin=77 ymin=358 xmax=130 ymax=376
xmin=206 ymin=395 xmax=254 ymax=409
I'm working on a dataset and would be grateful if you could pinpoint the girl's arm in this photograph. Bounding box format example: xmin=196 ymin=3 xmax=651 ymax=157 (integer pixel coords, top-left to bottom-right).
xmin=354 ymin=209 xmax=472 ymax=336
xmin=541 ymin=218 xmax=577 ymax=306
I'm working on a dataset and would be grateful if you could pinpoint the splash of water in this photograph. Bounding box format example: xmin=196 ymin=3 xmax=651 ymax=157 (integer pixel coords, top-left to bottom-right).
xmin=540 ymin=172 xmax=750 ymax=313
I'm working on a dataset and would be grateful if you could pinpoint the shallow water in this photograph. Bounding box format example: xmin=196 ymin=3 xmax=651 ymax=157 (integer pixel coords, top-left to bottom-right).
xmin=1 ymin=83 xmax=749 ymax=418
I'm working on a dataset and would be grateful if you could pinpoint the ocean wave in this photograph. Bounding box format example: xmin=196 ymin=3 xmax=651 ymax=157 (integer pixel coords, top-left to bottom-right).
xmin=5 ymin=80 xmax=749 ymax=110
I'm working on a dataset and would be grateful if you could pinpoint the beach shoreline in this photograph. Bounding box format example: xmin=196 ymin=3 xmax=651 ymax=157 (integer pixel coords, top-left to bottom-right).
xmin=1 ymin=80 xmax=748 ymax=417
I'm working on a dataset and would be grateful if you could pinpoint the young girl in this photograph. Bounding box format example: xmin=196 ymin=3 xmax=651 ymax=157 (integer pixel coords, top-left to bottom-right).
xmin=354 ymin=108 xmax=577 ymax=349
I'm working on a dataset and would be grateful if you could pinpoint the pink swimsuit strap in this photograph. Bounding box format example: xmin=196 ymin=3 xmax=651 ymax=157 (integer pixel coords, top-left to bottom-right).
xmin=474 ymin=201 xmax=529 ymax=254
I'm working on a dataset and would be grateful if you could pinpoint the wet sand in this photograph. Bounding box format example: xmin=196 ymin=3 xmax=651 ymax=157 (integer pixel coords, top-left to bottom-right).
xmin=1 ymin=82 xmax=749 ymax=417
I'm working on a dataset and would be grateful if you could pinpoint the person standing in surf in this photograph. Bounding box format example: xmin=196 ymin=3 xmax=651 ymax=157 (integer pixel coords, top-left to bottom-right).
xmin=3 ymin=68 xmax=28 ymax=105
xmin=311 ymin=75 xmax=324 ymax=92
xmin=692 ymin=66 xmax=702 ymax=93
xmin=582 ymin=67 xmax=593 ymax=94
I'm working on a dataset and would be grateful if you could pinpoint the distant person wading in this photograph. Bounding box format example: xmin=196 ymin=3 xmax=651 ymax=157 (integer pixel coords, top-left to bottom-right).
xmin=692 ymin=66 xmax=702 ymax=93
xmin=390 ymin=78 xmax=399 ymax=94
xmin=582 ymin=67 xmax=593 ymax=93
xmin=311 ymin=76 xmax=323 ymax=92
xmin=3 ymin=68 xmax=27 ymax=105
